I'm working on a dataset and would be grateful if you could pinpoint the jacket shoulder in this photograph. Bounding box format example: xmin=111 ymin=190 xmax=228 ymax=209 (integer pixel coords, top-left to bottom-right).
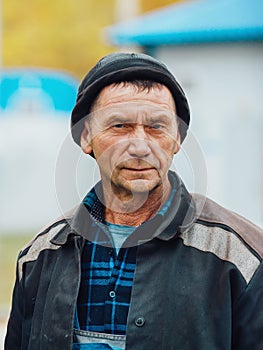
xmin=179 ymin=194 xmax=263 ymax=284
xmin=192 ymin=193 xmax=263 ymax=258
xmin=18 ymin=206 xmax=77 ymax=281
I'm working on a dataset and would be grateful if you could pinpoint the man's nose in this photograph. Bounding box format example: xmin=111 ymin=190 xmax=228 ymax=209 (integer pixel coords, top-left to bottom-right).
xmin=127 ymin=138 xmax=151 ymax=157
xmin=127 ymin=128 xmax=151 ymax=157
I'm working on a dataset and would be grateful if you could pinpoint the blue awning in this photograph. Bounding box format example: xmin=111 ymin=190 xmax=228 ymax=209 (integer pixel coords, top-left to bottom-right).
xmin=106 ymin=0 xmax=263 ymax=46
xmin=0 ymin=68 xmax=78 ymax=114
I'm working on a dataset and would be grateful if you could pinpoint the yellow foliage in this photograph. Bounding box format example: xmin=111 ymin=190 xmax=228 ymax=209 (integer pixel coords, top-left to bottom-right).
xmin=3 ymin=0 xmax=117 ymax=78
xmin=141 ymin=0 xmax=182 ymax=13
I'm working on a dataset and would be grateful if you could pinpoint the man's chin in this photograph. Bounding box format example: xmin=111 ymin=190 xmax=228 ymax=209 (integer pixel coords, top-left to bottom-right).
xmin=121 ymin=179 xmax=158 ymax=194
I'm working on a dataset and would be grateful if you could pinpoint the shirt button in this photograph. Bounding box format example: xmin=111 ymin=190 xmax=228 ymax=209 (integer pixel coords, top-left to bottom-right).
xmin=109 ymin=290 xmax=116 ymax=298
xmin=135 ymin=316 xmax=145 ymax=327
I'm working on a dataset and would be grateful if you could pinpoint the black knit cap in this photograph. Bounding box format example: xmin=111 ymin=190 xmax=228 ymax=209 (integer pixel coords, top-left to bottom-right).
xmin=71 ymin=52 xmax=190 ymax=146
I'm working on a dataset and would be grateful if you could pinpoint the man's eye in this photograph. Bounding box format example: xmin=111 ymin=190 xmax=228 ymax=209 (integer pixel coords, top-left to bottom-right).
xmin=151 ymin=124 xmax=163 ymax=130
xmin=112 ymin=123 xmax=125 ymax=129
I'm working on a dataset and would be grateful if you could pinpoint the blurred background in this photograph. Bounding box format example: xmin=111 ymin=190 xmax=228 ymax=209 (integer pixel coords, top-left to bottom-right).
xmin=0 ymin=0 xmax=262 ymax=345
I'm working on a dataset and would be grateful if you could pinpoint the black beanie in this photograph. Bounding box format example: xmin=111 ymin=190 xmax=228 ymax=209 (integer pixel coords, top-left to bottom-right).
xmin=71 ymin=52 xmax=190 ymax=146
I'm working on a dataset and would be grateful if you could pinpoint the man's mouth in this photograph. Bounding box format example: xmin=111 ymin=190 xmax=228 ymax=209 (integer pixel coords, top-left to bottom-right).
xmin=117 ymin=160 xmax=158 ymax=174
xmin=122 ymin=167 xmax=155 ymax=172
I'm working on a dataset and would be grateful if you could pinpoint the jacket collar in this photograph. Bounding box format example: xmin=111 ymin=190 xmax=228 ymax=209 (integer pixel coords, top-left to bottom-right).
xmin=157 ymin=172 xmax=196 ymax=241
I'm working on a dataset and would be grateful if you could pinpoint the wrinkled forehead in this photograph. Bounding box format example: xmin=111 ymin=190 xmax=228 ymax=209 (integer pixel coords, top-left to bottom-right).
xmin=91 ymin=82 xmax=177 ymax=114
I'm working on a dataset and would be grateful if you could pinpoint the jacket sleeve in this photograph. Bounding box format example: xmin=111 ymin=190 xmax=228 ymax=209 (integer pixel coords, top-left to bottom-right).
xmin=4 ymin=261 xmax=24 ymax=350
xmin=232 ymin=261 xmax=263 ymax=349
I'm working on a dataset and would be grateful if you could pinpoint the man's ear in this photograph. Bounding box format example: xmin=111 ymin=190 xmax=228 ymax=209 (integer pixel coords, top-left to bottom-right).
xmin=80 ymin=120 xmax=93 ymax=155
xmin=173 ymin=130 xmax=181 ymax=155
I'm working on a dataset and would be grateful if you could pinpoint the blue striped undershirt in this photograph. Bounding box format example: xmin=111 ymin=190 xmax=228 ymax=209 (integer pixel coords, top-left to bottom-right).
xmin=105 ymin=223 xmax=136 ymax=254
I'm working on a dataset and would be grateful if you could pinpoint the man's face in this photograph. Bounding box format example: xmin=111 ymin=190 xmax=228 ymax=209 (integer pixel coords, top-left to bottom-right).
xmin=81 ymin=83 xmax=180 ymax=195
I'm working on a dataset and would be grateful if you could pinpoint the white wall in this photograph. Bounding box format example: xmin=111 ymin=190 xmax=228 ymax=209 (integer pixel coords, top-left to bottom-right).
xmin=0 ymin=113 xmax=98 ymax=234
xmin=157 ymin=43 xmax=263 ymax=226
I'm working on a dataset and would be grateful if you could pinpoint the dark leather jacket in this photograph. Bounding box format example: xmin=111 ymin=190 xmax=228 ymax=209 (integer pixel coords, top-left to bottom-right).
xmin=5 ymin=172 xmax=263 ymax=349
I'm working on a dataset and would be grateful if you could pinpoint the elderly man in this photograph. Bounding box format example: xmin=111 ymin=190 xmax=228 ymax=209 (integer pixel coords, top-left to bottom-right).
xmin=5 ymin=53 xmax=263 ymax=350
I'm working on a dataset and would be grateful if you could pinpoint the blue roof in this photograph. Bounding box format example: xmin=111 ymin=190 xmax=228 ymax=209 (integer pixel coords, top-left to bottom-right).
xmin=106 ymin=0 xmax=263 ymax=46
xmin=0 ymin=68 xmax=78 ymax=114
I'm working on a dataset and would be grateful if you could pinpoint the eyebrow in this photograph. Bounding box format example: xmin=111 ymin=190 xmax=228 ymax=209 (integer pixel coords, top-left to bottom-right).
xmin=149 ymin=113 xmax=171 ymax=120
xmin=144 ymin=112 xmax=175 ymax=124
xmin=107 ymin=114 xmax=172 ymax=125
xmin=104 ymin=114 xmax=133 ymax=124
xmin=91 ymin=109 xmax=176 ymax=128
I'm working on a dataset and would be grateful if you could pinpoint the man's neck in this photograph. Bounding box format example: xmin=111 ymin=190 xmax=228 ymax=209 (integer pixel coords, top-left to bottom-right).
xmin=103 ymin=182 xmax=172 ymax=227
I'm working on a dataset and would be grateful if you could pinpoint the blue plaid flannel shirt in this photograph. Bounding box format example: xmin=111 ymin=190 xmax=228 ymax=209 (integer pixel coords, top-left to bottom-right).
xmin=76 ymin=189 xmax=137 ymax=335
xmin=77 ymin=180 xmax=176 ymax=335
